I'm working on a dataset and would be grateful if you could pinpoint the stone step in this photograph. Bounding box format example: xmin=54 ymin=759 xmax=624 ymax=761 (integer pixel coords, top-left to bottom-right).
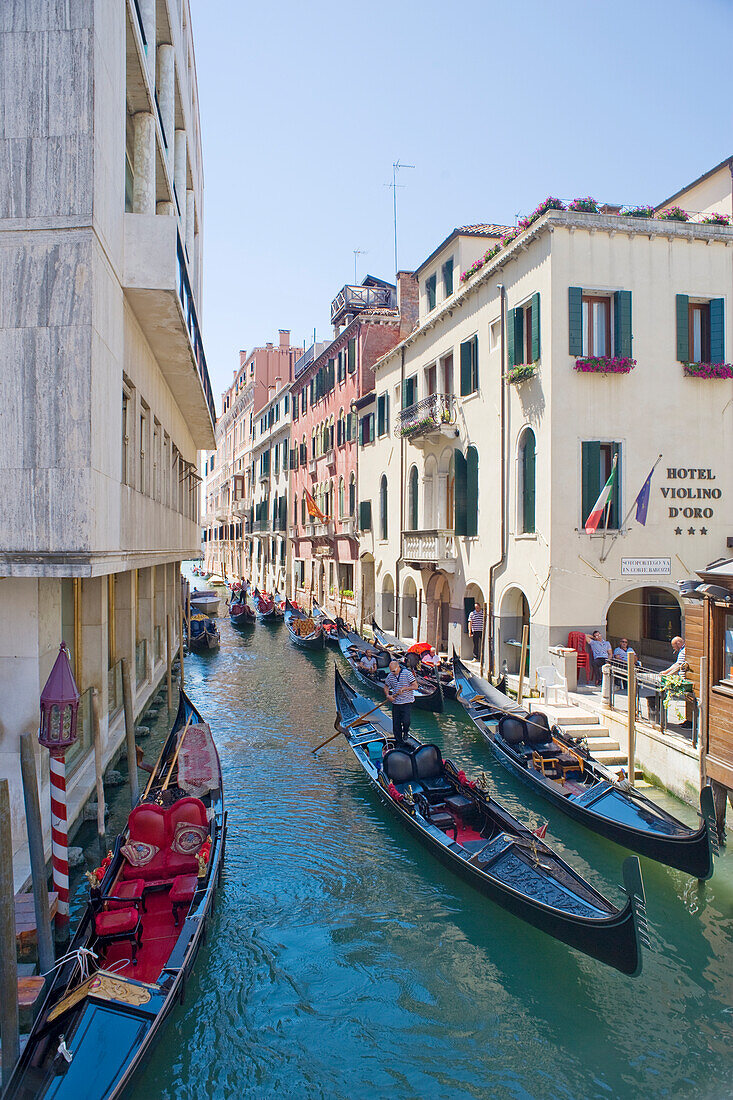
xmin=542 ymin=709 xmax=600 ymax=727
xmin=558 ymin=722 xmax=609 ymax=738
xmin=594 ymin=749 xmax=628 ymax=765
xmin=585 ymin=736 xmax=620 ymax=751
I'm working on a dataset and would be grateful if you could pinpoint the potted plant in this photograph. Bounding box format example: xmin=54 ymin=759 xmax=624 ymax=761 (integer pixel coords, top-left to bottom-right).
xmin=661 ymin=673 xmax=694 ymax=725
xmin=621 ymin=205 xmax=656 ymax=219
xmin=701 ymin=212 xmax=730 ymax=225
xmin=573 ymin=357 xmax=637 ymax=374
xmin=657 ymin=205 xmax=689 ymax=222
xmin=569 ymin=196 xmax=600 ymax=213
xmin=683 ymin=362 xmax=733 ymax=379
xmin=507 ymin=363 xmax=538 ymax=384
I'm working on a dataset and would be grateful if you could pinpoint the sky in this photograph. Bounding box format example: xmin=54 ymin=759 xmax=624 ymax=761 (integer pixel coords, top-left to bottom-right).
xmin=190 ymin=0 xmax=733 ymax=399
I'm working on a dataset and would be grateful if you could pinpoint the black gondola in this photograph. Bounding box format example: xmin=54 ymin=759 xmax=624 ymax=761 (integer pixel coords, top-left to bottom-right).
xmin=284 ymin=599 xmax=325 ymax=649
xmin=255 ymin=593 xmax=282 ymax=622
xmin=452 ymin=656 xmax=716 ymax=880
xmin=5 ymin=691 xmax=226 ymax=1099
xmin=188 ymin=613 xmax=220 ymax=651
xmin=229 ymin=596 xmax=256 ymax=627
xmin=333 ymin=667 xmax=646 ymax=976
xmin=312 ymin=599 xmax=339 ymax=645
xmin=371 ymin=617 xmax=457 ymax=698
xmin=337 ymin=624 xmax=443 ymax=712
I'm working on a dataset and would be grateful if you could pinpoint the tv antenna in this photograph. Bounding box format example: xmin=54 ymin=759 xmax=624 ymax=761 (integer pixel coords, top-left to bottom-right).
xmin=353 ymin=249 xmax=368 ymax=284
xmin=385 ymin=160 xmax=415 ymax=276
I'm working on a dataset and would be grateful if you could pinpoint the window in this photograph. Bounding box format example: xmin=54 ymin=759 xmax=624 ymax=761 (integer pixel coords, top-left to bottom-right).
xmin=360 ymin=500 xmax=372 ymax=531
xmin=581 ymin=441 xmax=621 ymax=530
xmin=425 ymin=363 xmax=437 ymax=396
xmin=490 ymin=319 xmax=501 ymax=352
xmin=282 ymin=438 xmax=288 ymax=468
xmin=569 ymin=288 xmax=632 ymax=358
xmin=582 ymin=296 xmax=610 ymax=357
xmin=723 ymin=612 xmax=733 ymax=682
xmin=293 ymin=392 xmax=299 ymax=421
xmin=347 ymin=338 xmax=356 ymax=373
xmin=152 ymin=419 xmax=160 ymax=500
xmin=408 ymin=466 xmax=418 ymax=530
xmin=460 ymin=336 xmax=479 ymax=396
xmin=337 ymin=352 xmax=345 ymax=383
xmin=360 ymin=413 xmax=375 ymax=445
xmin=379 ymin=475 xmax=388 ymax=539
xmin=518 ymin=428 xmax=536 ymax=534
xmin=338 ymin=477 xmax=345 ymax=517
xmin=338 ymin=563 xmax=354 ymax=593
xmin=273 ymin=446 xmax=280 ymax=477
xmin=139 ymin=401 xmax=149 ymax=492
xmin=349 ymin=473 xmax=356 ymax=516
xmin=402 ymin=375 xmax=417 ymax=409
xmin=377 ymin=393 xmax=390 ymax=437
xmin=426 ymin=273 xmax=437 ymax=312
xmin=301 ymin=389 xmax=307 ymax=414
xmin=301 ymin=495 xmax=307 ymax=525
xmin=121 ymin=386 xmax=131 ymax=484
xmin=442 ymin=257 xmax=454 ymax=298
xmin=676 ymin=295 xmax=724 ymax=363
xmin=454 ymin=446 xmax=479 ymax=537
xmin=441 ymin=354 xmax=453 ymax=394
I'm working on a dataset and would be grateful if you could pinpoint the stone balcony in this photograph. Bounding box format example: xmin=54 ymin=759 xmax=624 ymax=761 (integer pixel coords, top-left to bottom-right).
xmin=395 ymin=394 xmax=457 ymax=445
xmin=402 ymin=529 xmax=457 ymax=572
xmin=122 ymin=214 xmax=216 ymax=448
xmin=324 ymin=448 xmax=337 ymax=473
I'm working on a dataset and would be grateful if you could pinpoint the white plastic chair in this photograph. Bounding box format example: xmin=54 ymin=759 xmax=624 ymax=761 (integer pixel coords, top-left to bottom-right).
xmin=536 ymin=665 xmax=570 ymax=705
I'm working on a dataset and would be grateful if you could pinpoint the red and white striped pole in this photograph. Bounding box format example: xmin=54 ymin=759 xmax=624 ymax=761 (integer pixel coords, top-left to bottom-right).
xmin=49 ymin=753 xmax=70 ymax=929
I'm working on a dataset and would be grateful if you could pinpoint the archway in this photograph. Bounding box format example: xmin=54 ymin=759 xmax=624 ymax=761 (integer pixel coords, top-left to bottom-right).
xmin=498 ymin=586 xmax=530 ymax=675
xmin=606 ymin=586 xmax=682 ymax=665
xmin=425 ymin=571 xmax=452 ymax=653
xmin=402 ymin=576 xmax=418 ymax=639
xmin=381 ymin=573 xmax=395 ymax=631
xmin=463 ymin=582 xmax=486 ymax=661
xmin=360 ymin=552 xmax=375 ymax=628
xmin=407 ymin=465 xmax=419 ymax=531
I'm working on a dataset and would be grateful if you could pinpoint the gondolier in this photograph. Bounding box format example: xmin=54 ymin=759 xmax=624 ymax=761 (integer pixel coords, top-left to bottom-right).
xmin=468 ymin=604 xmax=484 ymax=661
xmin=384 ymin=660 xmax=417 ymax=744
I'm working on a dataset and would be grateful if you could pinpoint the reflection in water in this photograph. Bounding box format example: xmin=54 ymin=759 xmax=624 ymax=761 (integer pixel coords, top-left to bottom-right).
xmin=70 ymin=609 xmax=733 ymax=1099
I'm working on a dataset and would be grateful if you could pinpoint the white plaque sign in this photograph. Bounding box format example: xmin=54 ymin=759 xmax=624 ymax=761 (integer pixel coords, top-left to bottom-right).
xmin=621 ymin=557 xmax=671 ymax=576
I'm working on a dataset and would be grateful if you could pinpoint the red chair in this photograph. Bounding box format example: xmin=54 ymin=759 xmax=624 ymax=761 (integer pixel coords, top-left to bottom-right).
xmin=567 ymin=632 xmax=591 ymax=682
xmin=91 ymin=889 xmax=143 ymax=964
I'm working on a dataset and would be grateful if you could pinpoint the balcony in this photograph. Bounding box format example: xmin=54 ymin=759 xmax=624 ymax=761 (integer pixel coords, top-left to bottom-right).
xmin=331 ymin=283 xmax=396 ymax=326
xmin=123 ymin=214 xmax=216 ymax=448
xmin=339 ymin=516 xmax=356 ymax=537
xmin=231 ymin=499 xmax=250 ymax=516
xmin=214 ymin=504 xmax=230 ymax=522
xmin=395 ymin=394 xmax=457 ymax=444
xmin=324 ymin=448 xmax=337 ymax=473
xmin=308 ymin=457 xmax=317 ymax=477
xmin=313 ymin=520 xmax=335 ymax=538
xmin=402 ymin=530 xmax=457 ymax=572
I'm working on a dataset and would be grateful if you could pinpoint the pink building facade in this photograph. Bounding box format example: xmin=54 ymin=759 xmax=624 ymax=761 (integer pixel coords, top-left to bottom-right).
xmin=289 ymin=274 xmax=417 ymax=620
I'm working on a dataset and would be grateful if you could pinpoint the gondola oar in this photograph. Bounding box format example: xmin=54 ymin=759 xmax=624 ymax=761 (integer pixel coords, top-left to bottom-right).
xmin=313 ymin=698 xmax=391 ymax=753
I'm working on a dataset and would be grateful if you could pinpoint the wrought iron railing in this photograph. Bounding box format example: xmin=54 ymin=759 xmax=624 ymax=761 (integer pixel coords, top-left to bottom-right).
xmin=606 ymin=661 xmax=697 ymax=744
xmin=395 ymin=394 xmax=456 ymax=437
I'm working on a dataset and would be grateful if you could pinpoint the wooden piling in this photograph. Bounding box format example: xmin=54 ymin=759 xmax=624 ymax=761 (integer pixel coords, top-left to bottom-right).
xmin=91 ymin=688 xmax=106 ymax=855
xmin=479 ymin=602 xmax=487 ymax=678
xmin=166 ymin=613 xmax=173 ymax=712
xmin=121 ymin=658 xmax=139 ymax=807
xmin=179 ymin=604 xmax=185 ymax=691
xmin=19 ymin=734 xmax=54 ymax=978
xmin=516 ymin=624 xmax=529 ymax=705
xmin=699 ymin=655 xmax=708 ymax=788
xmin=416 ymin=591 xmax=423 ymax=643
xmin=435 ymin=602 xmax=442 ymax=655
xmin=627 ymin=650 xmax=636 ymax=787
xmin=0 ymin=779 xmax=20 ymax=1086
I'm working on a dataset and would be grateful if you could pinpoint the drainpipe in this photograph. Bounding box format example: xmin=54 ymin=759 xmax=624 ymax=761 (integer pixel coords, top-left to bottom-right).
xmin=395 ymin=345 xmax=406 ymax=636
xmin=488 ymin=283 xmax=508 ymax=675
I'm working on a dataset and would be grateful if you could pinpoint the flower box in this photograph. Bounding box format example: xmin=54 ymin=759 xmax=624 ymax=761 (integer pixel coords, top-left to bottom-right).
xmin=683 ymin=362 xmax=733 ymax=379
xmin=621 ymin=205 xmax=656 ymax=219
xmin=569 ymin=197 xmax=599 ymax=213
xmin=657 ymin=205 xmax=689 ymax=222
xmin=573 ymin=357 xmax=636 ymax=374
xmin=701 ymin=213 xmax=730 ymax=226
xmin=507 ymin=363 xmax=538 ymax=384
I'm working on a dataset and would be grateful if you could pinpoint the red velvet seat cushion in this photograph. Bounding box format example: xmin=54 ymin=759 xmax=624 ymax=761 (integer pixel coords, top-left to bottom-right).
xmin=164 ymin=851 xmax=199 ymax=877
xmin=169 ymin=874 xmax=198 ymax=904
xmin=168 ymin=797 xmax=208 ymax=832
xmin=121 ymin=797 xmax=207 ymax=881
xmin=127 ymin=804 xmax=168 ymax=848
xmin=107 ymin=879 xmax=145 ymax=910
xmin=94 ymin=908 xmax=138 ymax=935
xmin=122 ymin=848 xmax=170 ymax=881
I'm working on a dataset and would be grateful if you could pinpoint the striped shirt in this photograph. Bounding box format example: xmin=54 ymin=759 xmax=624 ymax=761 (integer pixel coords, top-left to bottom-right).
xmin=468 ymin=608 xmax=484 ymax=632
xmin=385 ymin=668 xmax=417 ymax=705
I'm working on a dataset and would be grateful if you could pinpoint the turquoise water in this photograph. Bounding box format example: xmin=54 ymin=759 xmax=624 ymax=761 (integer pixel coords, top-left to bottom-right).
xmin=70 ymin=616 xmax=733 ymax=1099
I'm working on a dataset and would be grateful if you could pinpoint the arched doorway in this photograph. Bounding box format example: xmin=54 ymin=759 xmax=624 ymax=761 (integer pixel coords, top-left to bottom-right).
xmin=499 ymin=586 xmax=530 ymax=675
xmin=463 ymin=582 xmax=486 ymax=662
xmin=425 ymin=571 xmax=451 ymax=653
xmin=381 ymin=573 xmax=395 ymax=631
xmin=606 ymin=586 xmax=682 ymax=665
xmin=402 ymin=576 xmax=418 ymax=639
xmin=361 ymin=552 xmax=375 ymax=628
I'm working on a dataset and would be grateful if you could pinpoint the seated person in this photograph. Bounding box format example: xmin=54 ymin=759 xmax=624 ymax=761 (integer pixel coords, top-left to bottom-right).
xmin=421 ymin=646 xmax=440 ymax=669
xmin=358 ymin=649 xmax=378 ymax=674
xmin=585 ymin=630 xmax=612 ymax=686
xmin=613 ymin=638 xmax=640 ymax=665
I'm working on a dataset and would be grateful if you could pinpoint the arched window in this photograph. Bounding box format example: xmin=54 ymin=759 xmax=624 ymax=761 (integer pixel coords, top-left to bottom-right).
xmin=380 ymin=474 xmax=388 ymax=540
xmin=349 ymin=473 xmax=356 ymax=516
xmin=329 ymin=416 xmax=335 ymax=451
xmin=338 ymin=411 xmax=346 ymax=446
xmin=408 ymin=465 xmax=419 ymax=530
xmin=311 ymin=429 xmax=317 ymax=459
xmin=518 ymin=428 xmax=536 ymax=533
xmin=301 ymin=494 xmax=306 ymax=525
xmin=338 ymin=477 xmax=345 ymax=518
xmin=293 ymin=495 xmax=298 ymax=526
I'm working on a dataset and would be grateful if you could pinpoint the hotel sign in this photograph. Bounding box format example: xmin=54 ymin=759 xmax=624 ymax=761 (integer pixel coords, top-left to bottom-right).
xmin=621 ymin=558 xmax=671 ymax=576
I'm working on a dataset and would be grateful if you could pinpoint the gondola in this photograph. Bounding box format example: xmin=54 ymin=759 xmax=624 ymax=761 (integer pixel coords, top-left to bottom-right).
xmin=452 ymin=656 xmax=716 ymax=880
xmin=333 ymin=667 xmax=646 ymax=976
xmin=5 ymin=691 xmax=226 ymax=1100
xmin=187 ymin=613 xmax=220 ymax=651
xmin=337 ymin=624 xmax=444 ymax=713
xmin=189 ymin=589 xmax=219 ymax=617
xmin=284 ymin=599 xmax=325 ymax=649
xmin=229 ymin=595 xmax=256 ymax=627
xmin=371 ymin=618 xmax=457 ymax=699
xmin=255 ymin=593 xmax=282 ymax=622
xmin=312 ymin=599 xmax=339 ymax=645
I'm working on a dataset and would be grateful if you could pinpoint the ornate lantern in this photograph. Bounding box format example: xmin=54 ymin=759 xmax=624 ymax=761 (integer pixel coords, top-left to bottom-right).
xmin=39 ymin=642 xmax=80 ymax=757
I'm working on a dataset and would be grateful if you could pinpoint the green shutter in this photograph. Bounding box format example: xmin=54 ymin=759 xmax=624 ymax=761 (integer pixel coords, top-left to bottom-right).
xmin=460 ymin=341 xmax=471 ymax=395
xmin=360 ymin=500 xmax=372 ymax=531
xmin=369 ymin=413 xmax=375 ymax=443
xmin=611 ymin=442 xmax=622 ymax=529
xmin=614 ymin=290 xmax=632 ymax=358
xmin=676 ymin=294 xmax=689 ymax=362
xmin=454 ymin=449 xmax=467 ymax=536
xmin=581 ymin=441 xmax=601 ymax=527
xmin=568 ymin=286 xmax=583 ymax=355
xmin=377 ymin=395 xmax=385 ymax=436
xmin=522 ymin=432 xmax=536 ymax=533
xmin=348 ymin=338 xmax=356 ymax=372
xmin=466 ymin=446 xmax=479 ymax=537
xmin=514 ymin=307 xmax=524 ymax=366
xmin=710 ymin=297 xmax=725 ymax=362
xmin=531 ymin=292 xmax=541 ymax=362
xmin=506 ymin=308 xmax=515 ymax=369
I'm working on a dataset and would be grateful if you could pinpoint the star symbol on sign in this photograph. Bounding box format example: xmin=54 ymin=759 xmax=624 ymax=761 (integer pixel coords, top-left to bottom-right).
xmin=674 ymin=527 xmax=682 ymax=535
xmin=700 ymin=527 xmax=707 ymax=535
xmin=688 ymin=527 xmax=696 ymax=535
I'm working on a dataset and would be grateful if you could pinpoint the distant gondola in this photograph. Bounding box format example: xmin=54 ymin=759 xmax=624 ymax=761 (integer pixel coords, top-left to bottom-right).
xmin=255 ymin=593 xmax=282 ymax=622
xmin=312 ymin=599 xmax=339 ymax=645
xmin=4 ymin=690 xmax=226 ymax=1099
xmin=337 ymin=624 xmax=443 ymax=712
xmin=284 ymin=599 xmax=324 ymax=649
xmin=371 ymin=617 xmax=457 ymax=699
xmin=452 ymin=656 xmax=716 ymax=880
xmin=229 ymin=595 xmax=256 ymax=627
xmin=333 ymin=667 xmax=646 ymax=976
xmin=188 ymin=613 xmax=220 ymax=651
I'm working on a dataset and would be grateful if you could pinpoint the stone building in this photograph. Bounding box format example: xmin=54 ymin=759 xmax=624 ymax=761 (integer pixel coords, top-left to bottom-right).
xmin=0 ymin=1 xmax=214 ymax=886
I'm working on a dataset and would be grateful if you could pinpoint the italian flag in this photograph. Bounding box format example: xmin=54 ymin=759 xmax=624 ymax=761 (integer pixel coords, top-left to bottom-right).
xmin=585 ymin=455 xmax=617 ymax=533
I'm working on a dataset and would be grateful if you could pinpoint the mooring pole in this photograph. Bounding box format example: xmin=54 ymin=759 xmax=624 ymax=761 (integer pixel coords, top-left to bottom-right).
xmin=121 ymin=658 xmax=139 ymax=807
xmin=179 ymin=603 xmax=185 ymax=691
xmin=19 ymin=734 xmax=54 ymax=977
xmin=517 ymin=623 xmax=529 ymax=705
xmin=91 ymin=688 xmax=106 ymax=857
xmin=627 ymin=650 xmax=636 ymax=787
xmin=479 ymin=602 xmax=488 ymax=679
xmin=166 ymin=613 xmax=173 ymax=711
xmin=0 ymin=779 xmax=20 ymax=1086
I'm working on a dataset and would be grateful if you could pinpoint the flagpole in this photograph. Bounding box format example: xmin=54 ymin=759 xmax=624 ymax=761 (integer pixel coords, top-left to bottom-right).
xmin=599 ymin=453 xmax=663 ymax=563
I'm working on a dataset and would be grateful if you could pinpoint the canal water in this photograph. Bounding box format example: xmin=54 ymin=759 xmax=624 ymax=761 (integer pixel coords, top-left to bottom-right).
xmin=69 ymin=611 xmax=733 ymax=1099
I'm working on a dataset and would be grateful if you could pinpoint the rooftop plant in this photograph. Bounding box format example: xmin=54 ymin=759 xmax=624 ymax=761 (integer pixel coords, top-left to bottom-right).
xmin=569 ymin=196 xmax=600 ymax=213
xmin=517 ymin=196 xmax=565 ymax=232
xmin=621 ymin=205 xmax=656 ymax=219
xmin=657 ymin=205 xmax=689 ymax=222
xmin=701 ymin=212 xmax=730 ymax=225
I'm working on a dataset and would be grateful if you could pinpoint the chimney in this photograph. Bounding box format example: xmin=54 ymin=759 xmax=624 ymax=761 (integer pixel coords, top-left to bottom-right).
xmin=275 ymin=375 xmax=282 ymax=391
xmin=239 ymin=350 xmax=247 ymax=367
xmin=279 ymin=329 xmax=290 ymax=348
xmin=397 ymin=271 xmax=419 ymax=337
xmin=266 ymin=342 xmax=273 ymax=349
